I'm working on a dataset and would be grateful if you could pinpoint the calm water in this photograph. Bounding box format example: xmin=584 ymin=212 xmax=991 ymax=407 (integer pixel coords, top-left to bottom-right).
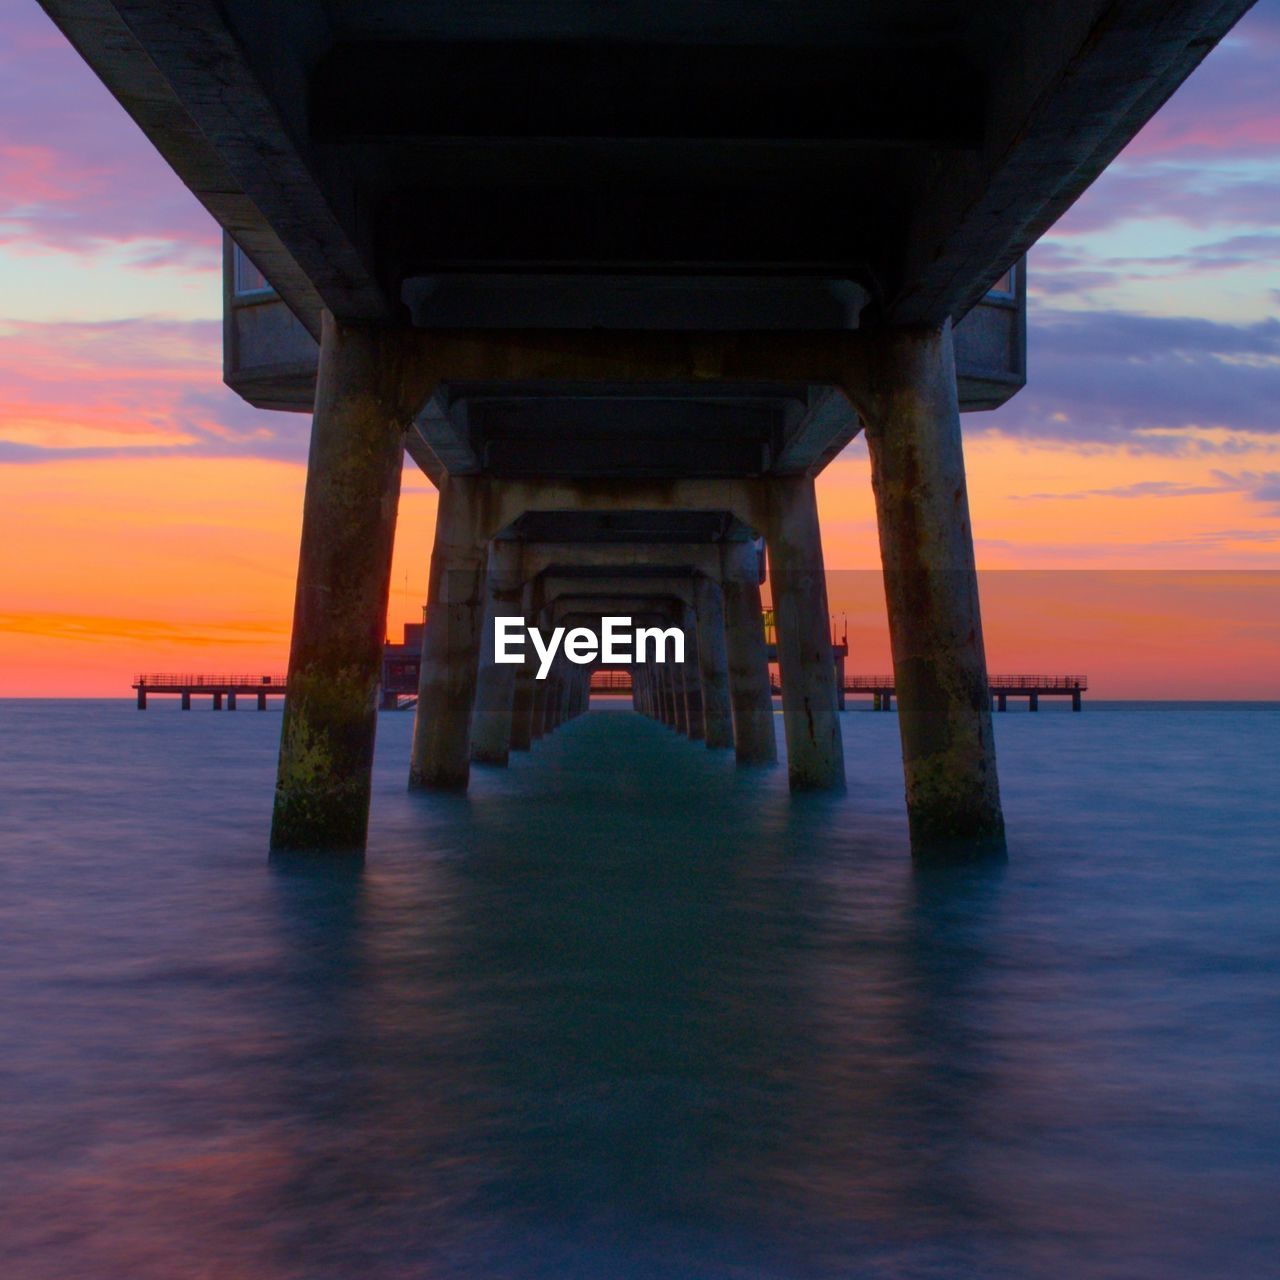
xmin=1 ymin=698 xmax=1278 ymax=1279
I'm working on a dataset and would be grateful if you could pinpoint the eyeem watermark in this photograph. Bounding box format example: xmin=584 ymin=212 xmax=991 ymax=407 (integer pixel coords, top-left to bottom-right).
xmin=495 ymin=616 xmax=684 ymax=679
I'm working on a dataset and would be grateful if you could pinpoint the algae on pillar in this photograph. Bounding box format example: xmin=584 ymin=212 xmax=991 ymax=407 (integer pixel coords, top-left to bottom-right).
xmin=860 ymin=320 xmax=1004 ymax=858
xmin=271 ymin=314 xmax=412 ymax=852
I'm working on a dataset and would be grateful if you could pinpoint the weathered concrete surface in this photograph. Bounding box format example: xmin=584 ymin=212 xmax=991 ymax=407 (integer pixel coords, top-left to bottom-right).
xmin=766 ymin=477 xmax=845 ymax=790
xmin=694 ymin=576 xmax=734 ymax=749
xmin=470 ymin=541 xmax=523 ymax=766
xmin=721 ymin=545 xmax=777 ymax=765
xmin=861 ymin=321 xmax=1004 ymax=858
xmin=271 ymin=314 xmax=410 ymax=851
xmin=409 ymin=478 xmax=488 ymax=789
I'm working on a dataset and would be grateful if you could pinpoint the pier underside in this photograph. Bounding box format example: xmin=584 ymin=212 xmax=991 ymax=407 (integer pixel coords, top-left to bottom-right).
xmin=38 ymin=0 xmax=1255 ymax=858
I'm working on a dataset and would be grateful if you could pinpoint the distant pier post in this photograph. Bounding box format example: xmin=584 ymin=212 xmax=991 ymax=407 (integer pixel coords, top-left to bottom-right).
xmin=136 ymin=685 xmax=146 ymax=710
xmin=862 ymin=321 xmax=1004 ymax=859
xmin=1072 ymin=688 xmax=1082 ymax=712
xmin=257 ymin=691 xmax=267 ymax=711
xmin=213 ymin=692 xmax=222 ymax=710
xmin=271 ymin=314 xmax=411 ymax=852
xmin=227 ymin=691 xmax=236 ymax=711
xmin=1029 ymin=692 xmax=1039 ymax=712
xmin=181 ymin=692 xmax=191 ymax=711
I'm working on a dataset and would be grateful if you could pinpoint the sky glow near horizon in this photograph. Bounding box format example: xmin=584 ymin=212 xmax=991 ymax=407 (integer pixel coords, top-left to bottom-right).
xmin=0 ymin=0 xmax=1277 ymax=696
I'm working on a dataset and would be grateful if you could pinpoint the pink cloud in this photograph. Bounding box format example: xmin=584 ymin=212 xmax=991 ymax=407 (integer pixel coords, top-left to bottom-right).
xmin=0 ymin=318 xmax=303 ymax=461
xmin=0 ymin=4 xmax=217 ymax=264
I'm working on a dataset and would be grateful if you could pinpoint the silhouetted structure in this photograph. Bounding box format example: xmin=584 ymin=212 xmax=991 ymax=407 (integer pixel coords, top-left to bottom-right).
xmin=49 ymin=0 xmax=1250 ymax=857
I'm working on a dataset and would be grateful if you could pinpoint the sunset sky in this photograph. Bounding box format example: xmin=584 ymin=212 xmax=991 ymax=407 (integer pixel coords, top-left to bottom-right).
xmin=1 ymin=0 xmax=1278 ymax=696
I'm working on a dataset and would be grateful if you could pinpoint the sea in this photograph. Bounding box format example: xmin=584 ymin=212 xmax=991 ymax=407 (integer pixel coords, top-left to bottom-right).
xmin=1 ymin=698 xmax=1277 ymax=1280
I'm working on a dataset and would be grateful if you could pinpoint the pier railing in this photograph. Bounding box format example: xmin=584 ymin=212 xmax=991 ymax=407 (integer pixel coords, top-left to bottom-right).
xmin=843 ymin=674 xmax=1087 ymax=692
xmin=134 ymin=673 xmax=287 ymax=689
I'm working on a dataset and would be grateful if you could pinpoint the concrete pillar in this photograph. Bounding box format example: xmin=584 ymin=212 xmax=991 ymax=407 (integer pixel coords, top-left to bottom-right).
xmin=1029 ymin=692 xmax=1039 ymax=712
xmin=721 ymin=546 xmax=777 ymax=764
xmin=682 ymin=613 xmax=705 ymax=740
xmin=213 ymin=692 xmax=223 ymax=711
xmin=181 ymin=692 xmax=191 ymax=711
xmin=511 ymin=663 xmax=535 ymax=749
xmin=542 ymin=670 xmax=560 ymax=735
xmin=509 ymin=581 xmax=538 ymax=749
xmin=470 ymin=542 xmax=522 ymax=766
xmin=258 ymin=691 xmax=268 ymax=711
xmin=531 ymin=679 xmax=548 ymax=741
xmin=766 ymin=477 xmax=845 ymax=790
xmin=862 ymin=321 xmax=1004 ymax=858
xmin=694 ymin=577 xmax=733 ymax=749
xmin=136 ymin=687 xmax=146 ymax=710
xmin=271 ymin=314 xmax=409 ymax=851
xmin=873 ymin=691 xmax=882 ymax=711
xmin=672 ymin=661 xmax=689 ymax=734
xmin=228 ymin=691 xmax=237 ymax=711
xmin=1072 ymin=689 xmax=1082 ymax=712
xmin=409 ymin=478 xmax=487 ymax=791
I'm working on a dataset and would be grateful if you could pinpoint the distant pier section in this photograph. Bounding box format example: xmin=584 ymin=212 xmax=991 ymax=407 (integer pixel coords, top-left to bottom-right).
xmin=844 ymin=673 xmax=1087 ymax=712
xmin=133 ymin=673 xmax=287 ymax=711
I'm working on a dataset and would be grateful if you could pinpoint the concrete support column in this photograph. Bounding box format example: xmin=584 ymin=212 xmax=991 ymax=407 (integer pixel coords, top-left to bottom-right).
xmin=542 ymin=668 xmax=561 ymax=735
xmin=181 ymin=692 xmax=191 ymax=711
xmin=271 ymin=314 xmax=409 ymax=851
xmin=258 ymin=692 xmax=268 ymax=711
xmin=509 ymin=582 xmax=538 ymax=750
xmin=531 ymin=679 xmax=548 ymax=741
xmin=228 ymin=692 xmax=237 ymax=711
xmin=470 ymin=542 xmax=523 ymax=766
xmin=136 ymin=687 xmax=146 ymax=710
xmin=694 ymin=577 xmax=733 ymax=749
xmin=672 ymin=661 xmax=689 ymax=734
xmin=409 ymin=478 xmax=488 ymax=791
xmin=765 ymin=478 xmax=844 ymax=790
xmin=721 ymin=546 xmax=777 ymax=764
xmin=682 ymin=613 xmax=705 ymax=740
xmin=861 ymin=320 xmax=1004 ymax=858
xmin=213 ymin=693 xmax=223 ymax=711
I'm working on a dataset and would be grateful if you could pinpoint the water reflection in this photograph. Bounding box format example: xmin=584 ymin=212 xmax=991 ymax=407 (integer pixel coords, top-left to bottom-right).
xmin=3 ymin=700 xmax=1277 ymax=1279
xmin=258 ymin=726 xmax=1019 ymax=1277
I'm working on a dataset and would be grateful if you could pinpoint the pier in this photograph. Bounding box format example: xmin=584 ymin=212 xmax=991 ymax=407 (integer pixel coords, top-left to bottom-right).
xmin=50 ymin=0 xmax=1248 ymax=859
xmin=133 ymin=674 xmax=286 ymax=711
xmin=843 ymin=674 xmax=1088 ymax=712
